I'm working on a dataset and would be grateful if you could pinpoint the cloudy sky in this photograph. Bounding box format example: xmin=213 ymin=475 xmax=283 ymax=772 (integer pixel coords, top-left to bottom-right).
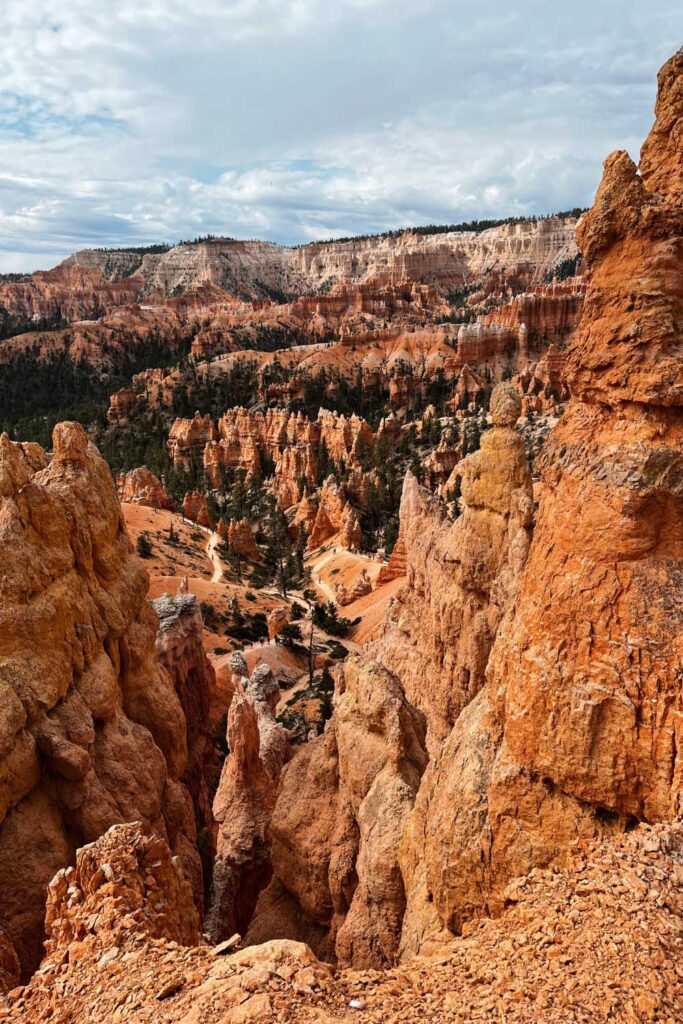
xmin=0 ymin=1 xmax=680 ymax=271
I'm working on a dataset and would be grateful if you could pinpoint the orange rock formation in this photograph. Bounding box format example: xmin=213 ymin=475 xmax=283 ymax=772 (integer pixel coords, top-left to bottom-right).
xmin=399 ymin=47 xmax=683 ymax=951
xmin=335 ymin=569 xmax=372 ymax=606
xmin=206 ymin=657 xmax=289 ymax=943
xmin=116 ymin=465 xmax=175 ymax=511
xmin=248 ymin=655 xmax=427 ymax=968
xmin=373 ymin=383 xmax=533 ymax=747
xmin=182 ymin=490 xmax=213 ymax=527
xmin=308 ymin=476 xmax=362 ymax=550
xmin=0 ymin=424 xmax=206 ymax=974
xmin=221 ymin=518 xmax=260 ymax=561
xmin=5 ymin=820 xmax=683 ymax=1022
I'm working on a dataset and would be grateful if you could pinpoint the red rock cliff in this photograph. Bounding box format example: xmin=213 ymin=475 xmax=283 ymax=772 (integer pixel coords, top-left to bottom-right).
xmin=372 ymin=383 xmax=534 ymax=748
xmin=399 ymin=47 xmax=683 ymax=954
xmin=0 ymin=424 xmax=204 ymax=974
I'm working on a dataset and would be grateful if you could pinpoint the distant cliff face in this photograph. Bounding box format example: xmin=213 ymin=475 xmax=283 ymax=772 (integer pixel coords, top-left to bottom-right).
xmin=0 ymin=261 xmax=143 ymax=337
xmin=138 ymin=217 xmax=579 ymax=299
xmin=288 ymin=218 xmax=578 ymax=295
xmin=79 ymin=217 xmax=578 ymax=302
xmin=0 ymin=217 xmax=579 ymax=339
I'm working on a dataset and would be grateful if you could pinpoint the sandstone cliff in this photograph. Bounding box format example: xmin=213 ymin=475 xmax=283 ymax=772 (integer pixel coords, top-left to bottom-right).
xmin=247 ymin=655 xmax=427 ymax=969
xmin=0 ymin=424 xmax=205 ymax=974
xmin=153 ymin=592 xmax=217 ymax=883
xmin=372 ymin=384 xmax=533 ymax=748
xmin=236 ymin=53 xmax=682 ymax=963
xmin=0 ymin=260 xmax=142 ymax=338
xmin=399 ymin=47 xmax=683 ymax=953
xmin=0 ymin=218 xmax=579 ymax=361
xmin=206 ymin=656 xmax=289 ymax=944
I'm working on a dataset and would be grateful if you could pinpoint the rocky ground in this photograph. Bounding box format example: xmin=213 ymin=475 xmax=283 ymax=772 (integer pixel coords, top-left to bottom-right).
xmin=2 ymin=821 xmax=682 ymax=1023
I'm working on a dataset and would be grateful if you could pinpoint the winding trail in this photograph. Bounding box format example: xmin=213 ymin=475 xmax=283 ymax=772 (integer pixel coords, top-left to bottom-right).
xmin=206 ymin=531 xmax=224 ymax=583
xmin=180 ymin=517 xmax=225 ymax=584
xmin=309 ymin=550 xmax=339 ymax=604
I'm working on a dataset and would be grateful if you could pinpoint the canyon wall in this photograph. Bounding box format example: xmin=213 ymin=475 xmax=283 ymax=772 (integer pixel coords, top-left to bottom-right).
xmin=0 ymin=217 xmax=578 ymax=355
xmin=0 ymin=424 xmax=209 ymax=975
xmin=0 ymin=260 xmax=143 ymax=337
xmin=247 ymin=654 xmax=427 ymax=969
xmin=372 ymin=384 xmax=534 ymax=748
xmin=398 ymin=46 xmax=683 ymax=953
xmin=206 ymin=656 xmax=289 ymax=944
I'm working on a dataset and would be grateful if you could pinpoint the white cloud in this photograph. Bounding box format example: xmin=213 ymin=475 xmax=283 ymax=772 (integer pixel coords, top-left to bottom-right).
xmin=0 ymin=0 xmax=681 ymax=270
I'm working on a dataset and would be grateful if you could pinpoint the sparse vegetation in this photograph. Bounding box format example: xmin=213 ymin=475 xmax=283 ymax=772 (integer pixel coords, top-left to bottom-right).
xmin=135 ymin=533 xmax=153 ymax=558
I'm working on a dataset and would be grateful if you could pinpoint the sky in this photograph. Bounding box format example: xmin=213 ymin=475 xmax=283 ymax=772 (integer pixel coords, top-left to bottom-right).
xmin=0 ymin=1 xmax=681 ymax=272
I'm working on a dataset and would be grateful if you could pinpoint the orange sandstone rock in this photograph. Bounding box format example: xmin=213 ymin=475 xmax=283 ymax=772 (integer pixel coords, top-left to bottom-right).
xmin=372 ymin=383 xmax=533 ymax=748
xmin=6 ymin=821 xmax=683 ymax=1023
xmin=117 ymin=465 xmax=175 ymax=511
xmin=168 ymin=412 xmax=216 ymax=471
xmin=267 ymin=606 xmax=291 ymax=640
xmin=206 ymin=657 xmax=289 ymax=944
xmin=182 ymin=490 xmax=213 ymax=528
xmin=308 ymin=477 xmax=362 ymax=551
xmin=248 ymin=654 xmax=427 ymax=969
xmin=335 ymin=569 xmax=372 ymax=606
xmin=44 ymin=821 xmax=200 ymax=954
xmin=399 ymin=49 xmax=683 ymax=953
xmin=0 ymin=424 xmax=203 ymax=975
xmin=225 ymin=518 xmax=260 ymax=561
xmin=0 ymin=931 xmax=19 ymax=995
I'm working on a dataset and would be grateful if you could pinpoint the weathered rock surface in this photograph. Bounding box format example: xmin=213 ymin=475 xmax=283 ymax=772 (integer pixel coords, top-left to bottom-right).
xmin=171 ymin=407 xmax=376 ymax=523
xmin=168 ymin=412 xmax=216 ymax=471
xmin=0 ymin=933 xmax=19 ymax=996
xmin=267 ymin=606 xmax=291 ymax=640
xmin=182 ymin=491 xmax=213 ymax=528
xmin=153 ymin=592 xmax=217 ymax=883
xmin=399 ymin=48 xmax=683 ymax=952
xmin=206 ymin=658 xmax=289 ymax=944
xmin=0 ymin=218 xmax=578 ymax=334
xmin=372 ymin=383 xmax=533 ymax=748
xmin=0 ymin=257 xmax=143 ymax=337
xmin=308 ymin=476 xmax=362 ymax=551
xmin=375 ymin=526 xmax=407 ymax=585
xmin=117 ymin=465 xmax=175 ymax=511
xmin=248 ymin=654 xmax=427 ymax=969
xmin=107 ymin=387 xmax=141 ymax=425
xmin=44 ymin=822 xmax=201 ymax=954
xmin=0 ymin=424 xmax=203 ymax=974
xmin=223 ymin=518 xmax=260 ymax=561
xmin=335 ymin=569 xmax=372 ymax=606
xmin=6 ymin=818 xmax=683 ymax=1022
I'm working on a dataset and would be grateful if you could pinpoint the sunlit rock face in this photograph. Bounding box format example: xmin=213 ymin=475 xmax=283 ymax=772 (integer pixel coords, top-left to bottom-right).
xmin=0 ymin=424 xmax=203 ymax=974
xmin=400 ymin=47 xmax=683 ymax=955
